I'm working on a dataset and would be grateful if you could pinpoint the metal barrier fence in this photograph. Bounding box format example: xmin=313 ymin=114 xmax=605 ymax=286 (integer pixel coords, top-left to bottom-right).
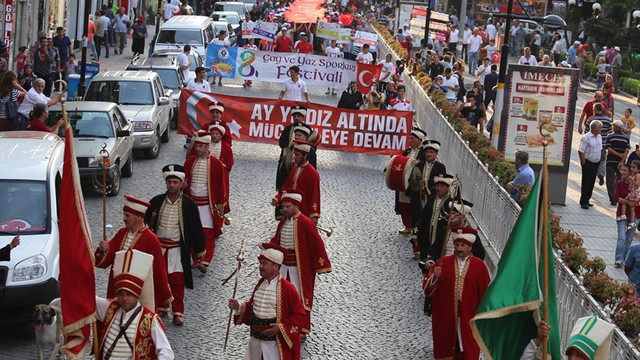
xmin=373 ymin=28 xmax=640 ymax=358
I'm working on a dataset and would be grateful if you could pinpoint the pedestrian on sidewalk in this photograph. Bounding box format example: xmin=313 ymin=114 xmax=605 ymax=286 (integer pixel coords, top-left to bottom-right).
xmin=113 ymin=7 xmax=131 ymax=55
xmin=579 ymin=120 xmax=603 ymax=209
xmin=587 ymin=104 xmax=612 ymax=186
xmin=611 ymin=46 xmax=622 ymax=93
xmin=468 ymin=28 xmax=482 ymax=74
xmin=614 ymin=163 xmax=638 ymax=268
xmin=604 ymin=120 xmax=630 ymax=205
xmin=131 ymin=16 xmax=148 ymax=57
xmin=100 ymin=10 xmax=111 ymax=58
xmin=624 ymin=240 xmax=640 ymax=297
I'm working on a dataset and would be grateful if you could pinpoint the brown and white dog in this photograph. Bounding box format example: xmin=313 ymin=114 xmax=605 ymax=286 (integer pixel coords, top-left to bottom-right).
xmin=34 ymin=298 xmax=64 ymax=360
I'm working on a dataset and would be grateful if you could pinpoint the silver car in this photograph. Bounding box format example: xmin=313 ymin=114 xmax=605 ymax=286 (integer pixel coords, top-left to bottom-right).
xmin=83 ymin=70 xmax=172 ymax=159
xmin=151 ymin=49 xmax=205 ymax=82
xmin=47 ymin=101 xmax=134 ymax=196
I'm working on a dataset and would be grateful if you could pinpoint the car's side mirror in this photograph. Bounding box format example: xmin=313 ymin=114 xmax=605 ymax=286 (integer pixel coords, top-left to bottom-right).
xmin=116 ymin=129 xmax=131 ymax=137
xmin=159 ymin=97 xmax=170 ymax=105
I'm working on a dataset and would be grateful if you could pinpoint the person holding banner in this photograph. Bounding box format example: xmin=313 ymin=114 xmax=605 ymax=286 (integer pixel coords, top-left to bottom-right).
xmin=279 ymin=66 xmax=310 ymax=102
xmin=212 ymin=31 xmax=230 ymax=86
xmin=295 ymin=32 xmax=313 ymax=54
xmin=355 ymin=44 xmax=373 ymax=64
xmin=275 ymin=28 xmax=294 ymax=53
xmin=387 ymin=85 xmax=412 ymax=112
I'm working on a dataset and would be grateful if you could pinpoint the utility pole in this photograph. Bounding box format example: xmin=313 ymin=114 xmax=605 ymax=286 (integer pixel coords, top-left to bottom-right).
xmin=77 ymin=0 xmax=91 ymax=98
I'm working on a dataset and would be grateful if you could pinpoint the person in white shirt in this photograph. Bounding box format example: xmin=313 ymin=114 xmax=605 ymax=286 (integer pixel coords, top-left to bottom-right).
xmin=177 ymin=45 xmax=192 ymax=86
xmin=278 ymin=65 xmax=310 ymax=102
xmin=468 ymin=28 xmax=482 ymax=74
xmin=387 ymin=84 xmax=413 ymax=112
xmin=324 ymin=39 xmax=341 ymax=96
xmin=355 ymin=43 xmax=373 ymax=64
xmin=518 ymin=46 xmax=538 ymax=65
xmin=448 ymin=25 xmax=459 ymax=58
xmin=483 ymin=39 xmax=497 ymax=62
xmin=185 ymin=66 xmax=211 ymax=92
xmin=211 ymin=30 xmax=231 ymax=86
xmin=476 ymin=58 xmax=491 ymax=85
xmin=485 ymin=19 xmax=497 ymax=41
xmin=163 ymin=0 xmax=175 ymax=21
xmin=379 ymin=53 xmax=394 ymax=92
xmin=462 ymin=24 xmax=472 ymax=62
xmin=441 ymin=68 xmax=459 ymax=103
xmin=509 ymin=20 xmax=520 ymax=56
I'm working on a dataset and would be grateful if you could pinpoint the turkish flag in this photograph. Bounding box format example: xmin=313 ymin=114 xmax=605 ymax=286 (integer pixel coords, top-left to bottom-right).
xmin=356 ymin=63 xmax=382 ymax=94
xmin=59 ymin=125 xmax=96 ymax=358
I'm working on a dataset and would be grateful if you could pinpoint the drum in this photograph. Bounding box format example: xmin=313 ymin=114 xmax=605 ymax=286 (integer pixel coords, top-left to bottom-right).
xmin=386 ymin=155 xmax=417 ymax=192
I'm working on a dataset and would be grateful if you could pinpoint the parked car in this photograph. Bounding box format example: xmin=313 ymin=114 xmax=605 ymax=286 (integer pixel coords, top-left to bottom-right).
xmin=520 ymin=19 xmax=544 ymax=35
xmin=83 ymin=71 xmax=172 ymax=159
xmin=212 ymin=20 xmax=238 ymax=46
xmin=151 ymin=49 xmax=204 ymax=82
xmin=126 ymin=57 xmax=186 ymax=128
xmin=212 ymin=1 xmax=248 ymax=17
xmin=154 ymin=16 xmax=216 ymax=59
xmin=0 ymin=131 xmax=63 ymax=323
xmin=211 ymin=11 xmax=241 ymax=32
xmin=47 ymin=101 xmax=134 ymax=196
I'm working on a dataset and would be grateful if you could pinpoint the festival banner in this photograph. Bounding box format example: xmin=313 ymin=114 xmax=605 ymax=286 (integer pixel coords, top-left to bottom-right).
xmin=178 ymin=90 xmax=412 ymax=155
xmin=206 ymin=45 xmax=238 ymax=78
xmin=206 ymin=44 xmax=357 ymax=88
xmin=353 ymin=30 xmax=378 ymax=48
xmin=315 ymin=21 xmax=352 ymax=44
xmin=251 ymin=20 xmax=280 ymax=41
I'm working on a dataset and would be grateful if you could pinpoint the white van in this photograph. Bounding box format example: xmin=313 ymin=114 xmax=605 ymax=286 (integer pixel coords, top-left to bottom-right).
xmin=0 ymin=131 xmax=64 ymax=323
xmin=155 ymin=16 xmax=216 ymax=59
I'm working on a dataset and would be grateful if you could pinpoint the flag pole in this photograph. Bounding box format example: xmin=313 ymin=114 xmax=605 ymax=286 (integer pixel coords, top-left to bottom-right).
xmin=224 ymin=238 xmax=245 ymax=351
xmin=540 ymin=123 xmax=550 ymax=359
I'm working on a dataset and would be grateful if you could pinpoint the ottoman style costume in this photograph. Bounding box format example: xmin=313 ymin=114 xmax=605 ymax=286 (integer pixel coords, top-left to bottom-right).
xmin=273 ymin=141 xmax=321 ymax=220
xmin=270 ymin=190 xmax=332 ymax=333
xmin=96 ymin=249 xmax=174 ymax=360
xmin=423 ymin=227 xmax=490 ymax=360
xmin=396 ymin=128 xmax=427 ymax=237
xmin=233 ymin=243 xmax=306 ymax=360
xmin=95 ymin=195 xmax=173 ymax=311
xmin=183 ymin=130 xmax=228 ymax=266
xmin=145 ymin=164 xmax=206 ymax=323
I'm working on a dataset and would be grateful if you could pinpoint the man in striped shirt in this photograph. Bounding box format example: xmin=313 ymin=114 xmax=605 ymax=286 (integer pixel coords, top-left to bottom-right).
xmin=603 ymin=120 xmax=630 ymax=204
xmin=183 ymin=131 xmax=228 ymax=269
xmin=229 ymin=243 xmax=305 ymax=360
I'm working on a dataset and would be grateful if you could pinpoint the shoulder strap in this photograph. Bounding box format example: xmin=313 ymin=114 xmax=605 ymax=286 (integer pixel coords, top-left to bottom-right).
xmin=103 ymin=306 xmax=142 ymax=360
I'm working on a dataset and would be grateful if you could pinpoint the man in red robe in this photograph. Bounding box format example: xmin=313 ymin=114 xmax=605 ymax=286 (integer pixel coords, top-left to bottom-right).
xmin=229 ymin=243 xmax=306 ymax=360
xmin=423 ymin=226 xmax=490 ymax=360
xmin=183 ymin=130 xmax=228 ymax=269
xmin=272 ymin=141 xmax=321 ymax=224
xmin=95 ymin=195 xmax=173 ymax=311
xmin=270 ymin=189 xmax=332 ymax=335
xmin=96 ymin=249 xmax=173 ymax=359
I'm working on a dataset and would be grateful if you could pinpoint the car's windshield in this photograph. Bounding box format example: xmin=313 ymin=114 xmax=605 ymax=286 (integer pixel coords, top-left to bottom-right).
xmin=0 ymin=180 xmax=49 ymax=234
xmin=154 ymin=54 xmax=199 ymax=71
xmin=49 ymin=111 xmax=114 ymax=138
xmin=85 ymin=81 xmax=154 ymax=105
xmin=154 ymin=69 xmax=181 ymax=89
xmin=157 ymin=30 xmax=203 ymax=45
xmin=215 ymin=24 xmax=229 ymax=35
xmin=216 ymin=4 xmax=244 ymax=15
xmin=220 ymin=14 xmax=239 ymax=26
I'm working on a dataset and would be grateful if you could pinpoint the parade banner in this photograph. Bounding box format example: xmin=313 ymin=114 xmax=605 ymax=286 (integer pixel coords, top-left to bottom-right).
xmin=206 ymin=44 xmax=357 ymax=88
xmin=498 ymin=65 xmax=578 ymax=170
xmin=178 ymin=90 xmax=412 ymax=155
xmin=316 ymin=21 xmax=352 ymax=44
xmin=248 ymin=20 xmax=279 ymax=41
xmin=353 ymin=30 xmax=378 ymax=48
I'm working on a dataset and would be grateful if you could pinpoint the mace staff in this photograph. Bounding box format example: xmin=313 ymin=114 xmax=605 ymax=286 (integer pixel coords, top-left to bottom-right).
xmin=223 ymin=238 xmax=245 ymax=351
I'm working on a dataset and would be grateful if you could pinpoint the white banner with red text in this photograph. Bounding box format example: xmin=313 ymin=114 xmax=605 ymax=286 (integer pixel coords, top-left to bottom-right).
xmin=178 ymin=90 xmax=412 ymax=155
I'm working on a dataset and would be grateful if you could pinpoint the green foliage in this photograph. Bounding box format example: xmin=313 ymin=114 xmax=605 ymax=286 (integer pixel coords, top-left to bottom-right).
xmin=620 ymin=77 xmax=640 ymax=95
xmin=584 ymin=17 xmax=620 ymax=46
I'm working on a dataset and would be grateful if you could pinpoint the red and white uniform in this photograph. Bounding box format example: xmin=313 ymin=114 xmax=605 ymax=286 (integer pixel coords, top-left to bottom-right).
xmin=271 ymin=212 xmax=332 ymax=333
xmin=183 ymin=154 xmax=227 ymax=264
xmin=388 ymin=98 xmax=413 ymax=111
xmin=273 ymin=161 xmax=321 ymax=219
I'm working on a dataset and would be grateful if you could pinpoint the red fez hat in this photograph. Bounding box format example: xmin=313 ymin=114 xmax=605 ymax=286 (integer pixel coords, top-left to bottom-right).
xmin=292 ymin=140 xmax=312 ymax=154
xmin=123 ymin=195 xmax=150 ymax=217
xmin=281 ymin=188 xmax=303 ymax=206
xmin=451 ymin=226 xmax=478 ymax=246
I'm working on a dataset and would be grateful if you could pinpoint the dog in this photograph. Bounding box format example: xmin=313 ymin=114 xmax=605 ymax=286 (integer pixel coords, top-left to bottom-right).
xmin=34 ymin=298 xmax=65 ymax=360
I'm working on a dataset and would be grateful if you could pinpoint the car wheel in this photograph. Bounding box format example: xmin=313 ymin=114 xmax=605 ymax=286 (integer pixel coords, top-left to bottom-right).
xmin=161 ymin=124 xmax=170 ymax=143
xmin=108 ymin=166 xmax=121 ymax=197
xmin=144 ymin=129 xmax=161 ymax=159
xmin=121 ymin=154 xmax=133 ymax=178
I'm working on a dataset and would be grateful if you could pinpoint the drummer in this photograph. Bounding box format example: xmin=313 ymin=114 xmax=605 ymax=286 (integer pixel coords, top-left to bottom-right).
xmin=395 ymin=127 xmax=427 ymax=237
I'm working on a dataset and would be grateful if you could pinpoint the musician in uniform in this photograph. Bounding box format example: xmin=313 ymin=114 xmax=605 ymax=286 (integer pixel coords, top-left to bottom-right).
xmin=183 ymin=130 xmax=228 ymax=270
xmin=396 ymin=127 xmax=427 ymax=236
xmin=96 ymin=249 xmax=174 ymax=359
xmin=207 ymin=101 xmax=232 ymax=146
xmin=275 ymin=105 xmax=319 ymax=220
xmin=425 ymin=198 xmax=485 ymax=266
xmin=272 ymin=140 xmax=321 ymax=224
xmin=228 ymin=243 xmax=306 ymax=360
xmin=145 ymin=164 xmax=206 ymax=326
xmin=270 ymin=189 xmax=332 ymax=337
xmin=95 ymin=195 xmax=173 ymax=312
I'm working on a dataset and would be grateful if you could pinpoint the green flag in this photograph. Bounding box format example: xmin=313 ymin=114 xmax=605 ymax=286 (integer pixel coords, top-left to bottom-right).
xmin=470 ymin=176 xmax=561 ymax=360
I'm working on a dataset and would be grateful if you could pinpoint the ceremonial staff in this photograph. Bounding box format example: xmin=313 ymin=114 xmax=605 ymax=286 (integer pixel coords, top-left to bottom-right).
xmin=539 ymin=123 xmax=551 ymax=360
xmin=223 ymin=238 xmax=245 ymax=351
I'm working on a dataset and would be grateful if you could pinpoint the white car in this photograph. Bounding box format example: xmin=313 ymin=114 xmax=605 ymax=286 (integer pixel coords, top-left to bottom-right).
xmin=0 ymin=131 xmax=64 ymax=323
xmin=151 ymin=49 xmax=205 ymax=82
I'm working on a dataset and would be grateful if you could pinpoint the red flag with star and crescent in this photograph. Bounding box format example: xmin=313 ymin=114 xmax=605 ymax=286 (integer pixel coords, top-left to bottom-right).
xmin=59 ymin=123 xmax=96 ymax=358
xmin=356 ymin=63 xmax=382 ymax=94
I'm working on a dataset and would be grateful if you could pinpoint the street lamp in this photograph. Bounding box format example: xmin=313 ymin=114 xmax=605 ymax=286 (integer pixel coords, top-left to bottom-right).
xmin=592 ymin=3 xmax=602 ymax=17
